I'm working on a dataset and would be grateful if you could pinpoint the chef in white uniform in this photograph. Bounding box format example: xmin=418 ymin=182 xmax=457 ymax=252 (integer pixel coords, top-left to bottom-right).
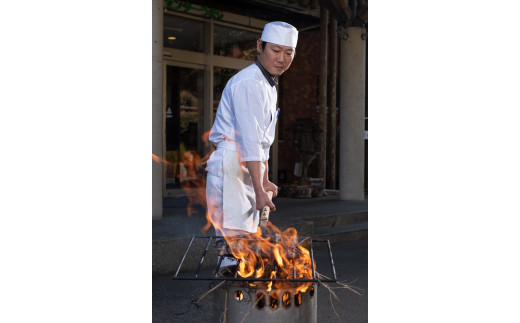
xmin=206 ymin=21 xmax=298 ymax=238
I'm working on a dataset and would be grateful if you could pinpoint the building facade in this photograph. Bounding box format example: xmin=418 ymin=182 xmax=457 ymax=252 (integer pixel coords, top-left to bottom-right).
xmin=153 ymin=0 xmax=367 ymax=219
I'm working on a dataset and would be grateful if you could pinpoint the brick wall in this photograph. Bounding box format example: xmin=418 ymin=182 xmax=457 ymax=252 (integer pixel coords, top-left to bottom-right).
xmin=277 ymin=31 xmax=322 ymax=184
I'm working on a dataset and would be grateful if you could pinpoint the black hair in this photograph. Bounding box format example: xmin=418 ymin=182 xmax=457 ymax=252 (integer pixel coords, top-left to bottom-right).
xmin=261 ymin=41 xmax=267 ymax=50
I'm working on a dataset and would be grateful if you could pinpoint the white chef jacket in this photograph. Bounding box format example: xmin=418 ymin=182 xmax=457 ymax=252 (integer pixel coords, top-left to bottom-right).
xmin=206 ymin=62 xmax=278 ymax=234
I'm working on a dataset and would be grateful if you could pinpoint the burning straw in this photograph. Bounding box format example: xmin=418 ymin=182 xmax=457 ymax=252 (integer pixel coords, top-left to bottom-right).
xmin=217 ymin=224 xmax=315 ymax=294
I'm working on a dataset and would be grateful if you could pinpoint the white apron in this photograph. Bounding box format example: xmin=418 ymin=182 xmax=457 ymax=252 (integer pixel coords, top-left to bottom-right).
xmin=206 ymin=96 xmax=277 ymax=234
xmin=206 ymin=146 xmax=265 ymax=234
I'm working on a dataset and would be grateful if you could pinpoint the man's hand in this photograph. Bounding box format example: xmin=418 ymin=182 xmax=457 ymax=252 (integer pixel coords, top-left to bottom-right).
xmin=245 ymin=160 xmax=277 ymax=212
xmin=255 ymin=190 xmax=275 ymax=212
xmin=263 ymin=180 xmax=278 ymax=198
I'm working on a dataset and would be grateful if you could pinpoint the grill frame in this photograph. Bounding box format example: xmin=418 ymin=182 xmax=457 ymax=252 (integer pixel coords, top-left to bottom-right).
xmin=172 ymin=235 xmax=337 ymax=283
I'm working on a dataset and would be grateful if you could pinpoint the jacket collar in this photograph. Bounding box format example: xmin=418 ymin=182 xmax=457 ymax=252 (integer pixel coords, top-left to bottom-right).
xmin=255 ymin=61 xmax=278 ymax=87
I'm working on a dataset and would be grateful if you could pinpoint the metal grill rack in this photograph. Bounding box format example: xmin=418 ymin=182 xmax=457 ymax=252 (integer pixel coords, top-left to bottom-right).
xmin=172 ymin=235 xmax=337 ymax=283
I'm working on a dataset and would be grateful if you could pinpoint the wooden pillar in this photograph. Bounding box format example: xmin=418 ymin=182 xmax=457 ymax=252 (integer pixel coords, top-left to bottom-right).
xmin=326 ymin=17 xmax=338 ymax=189
xmin=318 ymin=4 xmax=329 ymax=182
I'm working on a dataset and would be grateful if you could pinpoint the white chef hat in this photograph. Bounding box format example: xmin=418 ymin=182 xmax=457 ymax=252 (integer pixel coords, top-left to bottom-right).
xmin=261 ymin=21 xmax=298 ymax=48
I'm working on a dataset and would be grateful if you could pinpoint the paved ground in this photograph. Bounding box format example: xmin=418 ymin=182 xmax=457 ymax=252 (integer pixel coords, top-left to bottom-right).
xmin=153 ymin=194 xmax=368 ymax=241
xmin=153 ymin=239 xmax=368 ymax=322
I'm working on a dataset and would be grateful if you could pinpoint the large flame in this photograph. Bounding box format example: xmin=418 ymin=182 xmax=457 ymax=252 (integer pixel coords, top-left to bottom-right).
xmin=223 ymin=223 xmax=314 ymax=293
xmin=152 ymin=151 xmax=206 ymax=217
xmin=153 ymin=130 xmax=315 ymax=293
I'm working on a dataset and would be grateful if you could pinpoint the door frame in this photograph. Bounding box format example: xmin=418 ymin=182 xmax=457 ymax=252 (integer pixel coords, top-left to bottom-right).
xmin=162 ymin=60 xmax=205 ymax=197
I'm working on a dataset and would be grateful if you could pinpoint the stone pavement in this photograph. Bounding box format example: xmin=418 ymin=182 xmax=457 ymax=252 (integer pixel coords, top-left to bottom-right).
xmin=153 ymin=193 xmax=367 ymax=240
xmin=152 ymin=193 xmax=368 ymax=322
xmin=153 ymin=193 xmax=368 ymax=276
xmin=153 ymin=239 xmax=368 ymax=323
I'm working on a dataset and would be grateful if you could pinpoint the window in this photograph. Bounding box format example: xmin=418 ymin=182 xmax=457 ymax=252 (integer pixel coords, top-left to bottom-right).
xmin=213 ymin=24 xmax=260 ymax=61
xmin=164 ymin=15 xmax=205 ymax=52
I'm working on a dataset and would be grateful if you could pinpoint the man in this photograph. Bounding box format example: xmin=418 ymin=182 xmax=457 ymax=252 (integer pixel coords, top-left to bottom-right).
xmin=206 ymin=21 xmax=298 ymax=239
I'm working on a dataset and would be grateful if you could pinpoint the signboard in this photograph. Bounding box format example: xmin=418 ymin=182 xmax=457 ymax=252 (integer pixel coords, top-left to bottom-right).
xmin=166 ymin=0 xmax=223 ymax=20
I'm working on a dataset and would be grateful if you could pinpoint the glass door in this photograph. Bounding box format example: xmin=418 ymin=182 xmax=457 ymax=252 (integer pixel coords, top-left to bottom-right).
xmin=165 ymin=65 xmax=204 ymax=194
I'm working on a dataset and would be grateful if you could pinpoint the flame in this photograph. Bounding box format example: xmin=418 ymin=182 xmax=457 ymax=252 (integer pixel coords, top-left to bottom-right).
xmin=230 ymin=223 xmax=314 ymax=293
xmin=273 ymin=246 xmax=283 ymax=267
xmin=153 ymin=151 xmax=208 ymax=217
xmin=152 ymin=153 xmax=174 ymax=166
xmin=214 ymin=221 xmax=313 ymax=293
xmin=282 ymin=292 xmax=290 ymax=307
xmin=266 ymin=271 xmax=276 ymax=292
xmin=151 ymin=128 xmax=215 ymax=224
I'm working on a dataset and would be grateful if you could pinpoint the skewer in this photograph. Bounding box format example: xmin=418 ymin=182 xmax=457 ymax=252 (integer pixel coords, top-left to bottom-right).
xmin=195 ymin=236 xmax=212 ymax=277
xmin=174 ymin=235 xmax=195 ymax=277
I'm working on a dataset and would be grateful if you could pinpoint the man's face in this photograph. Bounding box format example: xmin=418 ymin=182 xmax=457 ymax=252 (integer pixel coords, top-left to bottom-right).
xmin=257 ymin=39 xmax=295 ymax=76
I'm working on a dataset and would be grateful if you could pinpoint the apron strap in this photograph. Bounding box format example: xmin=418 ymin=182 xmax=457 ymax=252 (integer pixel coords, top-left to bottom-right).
xmin=216 ymin=140 xmax=237 ymax=151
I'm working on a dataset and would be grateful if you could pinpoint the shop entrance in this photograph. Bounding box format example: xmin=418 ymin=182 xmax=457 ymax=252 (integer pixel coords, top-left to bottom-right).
xmin=164 ymin=65 xmax=204 ymax=194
